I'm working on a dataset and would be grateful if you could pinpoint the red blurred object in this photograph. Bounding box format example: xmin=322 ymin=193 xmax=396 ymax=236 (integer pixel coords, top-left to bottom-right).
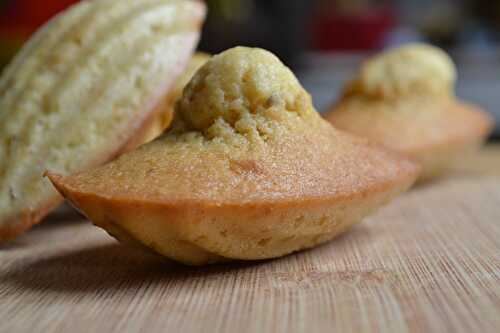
xmin=0 ymin=0 xmax=79 ymax=66
xmin=313 ymin=6 xmax=396 ymax=51
xmin=0 ymin=0 xmax=78 ymax=36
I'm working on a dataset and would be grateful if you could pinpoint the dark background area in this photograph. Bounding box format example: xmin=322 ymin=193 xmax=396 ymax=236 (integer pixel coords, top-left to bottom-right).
xmin=1 ymin=0 xmax=499 ymax=137
xmin=199 ymin=0 xmax=500 ymax=65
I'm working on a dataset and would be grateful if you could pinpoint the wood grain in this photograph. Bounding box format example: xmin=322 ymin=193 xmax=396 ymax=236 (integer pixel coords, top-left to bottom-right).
xmin=1 ymin=147 xmax=500 ymax=333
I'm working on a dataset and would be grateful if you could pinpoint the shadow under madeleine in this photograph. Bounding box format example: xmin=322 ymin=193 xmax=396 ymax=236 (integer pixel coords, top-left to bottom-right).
xmin=0 ymin=222 xmax=379 ymax=295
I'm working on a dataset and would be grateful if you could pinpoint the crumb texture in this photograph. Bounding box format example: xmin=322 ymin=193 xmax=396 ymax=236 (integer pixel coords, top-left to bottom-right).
xmin=346 ymin=43 xmax=457 ymax=99
xmin=175 ymin=47 xmax=314 ymax=143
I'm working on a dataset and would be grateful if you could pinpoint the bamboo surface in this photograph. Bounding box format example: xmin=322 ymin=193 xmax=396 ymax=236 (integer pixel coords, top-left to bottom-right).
xmin=1 ymin=146 xmax=500 ymax=333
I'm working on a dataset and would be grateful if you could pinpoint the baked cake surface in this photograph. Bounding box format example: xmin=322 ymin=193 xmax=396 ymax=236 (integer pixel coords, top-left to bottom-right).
xmin=49 ymin=47 xmax=419 ymax=265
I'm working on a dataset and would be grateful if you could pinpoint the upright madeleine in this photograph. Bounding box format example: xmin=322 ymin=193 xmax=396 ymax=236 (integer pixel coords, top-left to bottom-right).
xmin=49 ymin=47 xmax=419 ymax=265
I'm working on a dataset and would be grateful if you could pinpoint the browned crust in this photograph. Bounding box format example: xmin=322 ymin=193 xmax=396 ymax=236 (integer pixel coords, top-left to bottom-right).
xmin=0 ymin=2 xmax=207 ymax=243
xmin=327 ymin=100 xmax=494 ymax=155
xmin=325 ymin=100 xmax=494 ymax=178
xmin=47 ymin=154 xmax=418 ymax=264
xmin=0 ymin=197 xmax=62 ymax=243
xmin=47 ymin=150 xmax=419 ymax=218
xmin=45 ymin=119 xmax=420 ymax=263
xmin=404 ymin=102 xmax=494 ymax=157
xmin=387 ymin=102 xmax=494 ymax=180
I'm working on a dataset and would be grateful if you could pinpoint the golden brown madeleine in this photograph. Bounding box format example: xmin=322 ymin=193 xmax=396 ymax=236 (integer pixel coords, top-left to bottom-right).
xmin=139 ymin=52 xmax=211 ymax=143
xmin=326 ymin=43 xmax=494 ymax=180
xmin=48 ymin=47 xmax=419 ymax=265
xmin=0 ymin=0 xmax=206 ymax=243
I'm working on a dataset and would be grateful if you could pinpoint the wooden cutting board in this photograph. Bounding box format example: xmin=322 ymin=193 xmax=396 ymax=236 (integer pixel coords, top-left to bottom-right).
xmin=1 ymin=146 xmax=499 ymax=333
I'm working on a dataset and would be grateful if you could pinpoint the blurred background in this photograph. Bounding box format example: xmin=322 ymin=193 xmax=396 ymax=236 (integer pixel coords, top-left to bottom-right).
xmin=1 ymin=0 xmax=499 ymax=137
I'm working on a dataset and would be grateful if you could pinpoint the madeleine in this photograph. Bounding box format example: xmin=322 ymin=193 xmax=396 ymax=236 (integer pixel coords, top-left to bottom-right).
xmin=0 ymin=0 xmax=205 ymax=242
xmin=49 ymin=47 xmax=419 ymax=265
xmin=326 ymin=43 xmax=494 ymax=180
